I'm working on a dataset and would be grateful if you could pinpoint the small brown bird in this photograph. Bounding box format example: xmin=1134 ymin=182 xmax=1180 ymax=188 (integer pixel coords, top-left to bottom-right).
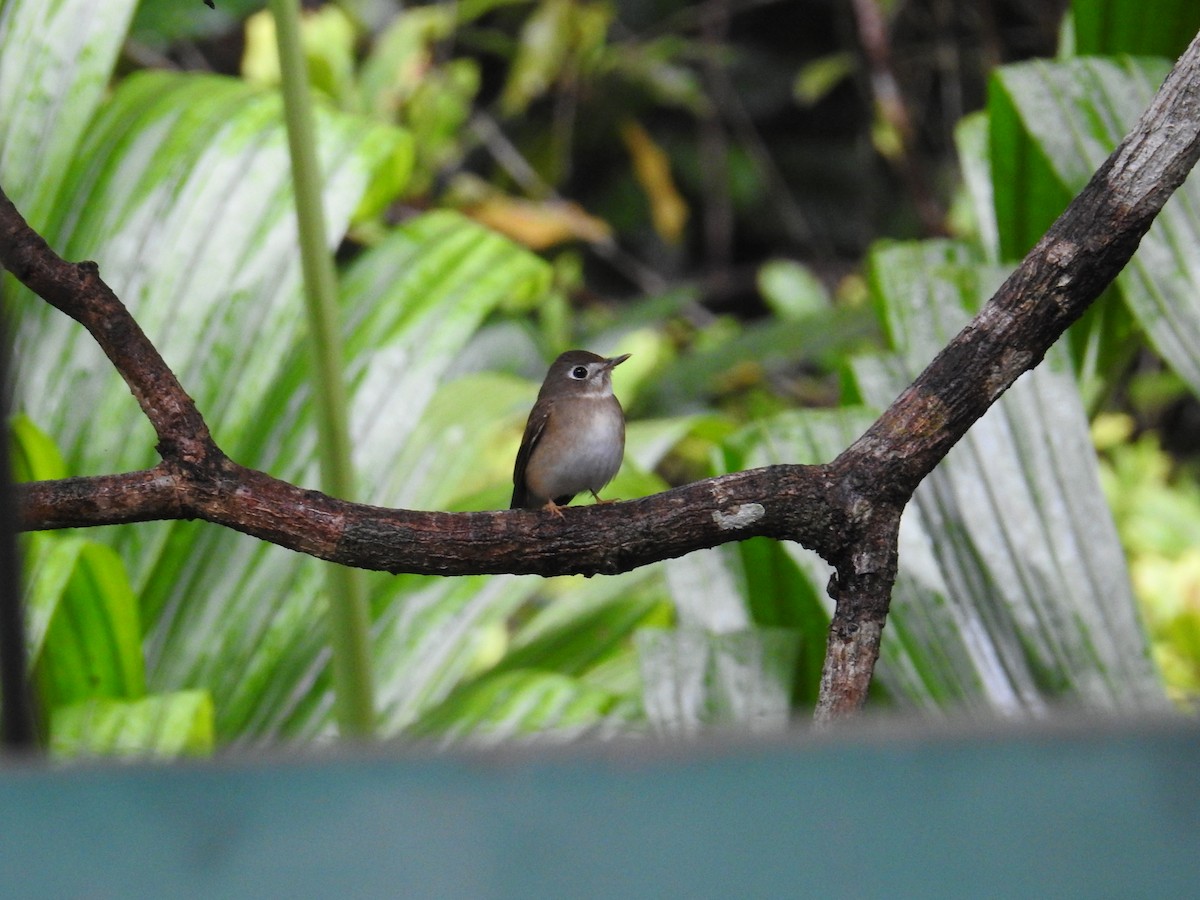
xmin=511 ymin=350 xmax=631 ymax=515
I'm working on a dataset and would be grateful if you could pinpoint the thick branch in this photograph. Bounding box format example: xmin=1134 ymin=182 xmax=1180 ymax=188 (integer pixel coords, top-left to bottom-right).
xmin=16 ymin=459 xmax=840 ymax=577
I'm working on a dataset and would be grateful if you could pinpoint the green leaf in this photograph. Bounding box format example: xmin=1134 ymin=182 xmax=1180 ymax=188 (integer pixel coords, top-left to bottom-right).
xmin=663 ymin=546 xmax=753 ymax=633
xmin=604 ymin=40 xmax=709 ymax=115
xmin=10 ymin=70 xmax=411 ymax=478
xmin=365 ymin=574 xmax=538 ymax=736
xmin=951 ymin=111 xmax=1000 ymax=262
xmin=734 ymin=538 xmax=829 ymax=705
xmin=130 ymin=0 xmax=260 ymax=47
xmin=654 ymin=530 xmax=819 ymax=717
xmin=624 ymin=415 xmax=710 ymax=473
xmin=397 ymin=60 xmax=480 ymax=197
xmin=405 ymin=669 xmax=639 ymax=745
xmin=865 ymin=238 xmax=991 ymax=360
xmin=498 ymin=580 xmax=667 ymax=678
xmin=242 ymin=7 xmax=359 ymax=109
xmin=1072 ymin=0 xmax=1200 ymax=57
xmin=635 ymin=627 xmax=800 ymax=734
xmin=355 ymin=8 xmax=476 ymax=197
xmin=714 ymin=432 xmax=842 ymax=707
xmin=33 ymin=540 xmax=145 ymax=708
xmin=793 ymin=52 xmax=856 ymax=107
xmin=390 ymin=567 xmax=672 ymax=740
xmin=637 ymin=305 xmax=876 ymax=414
xmin=501 ymin=0 xmax=577 ymax=116
xmin=0 ymin=0 xmax=138 ymax=228
xmin=49 ymin=691 xmax=213 ymax=759
xmin=8 ymin=415 xmax=67 ymax=482
xmin=340 ymin=214 xmax=551 ymax=505
xmin=374 ymin=371 xmax=531 ymax=513
xmin=370 ymin=560 xmax=673 ymax=737
xmin=357 ymin=6 xmax=457 ymax=117
xmin=756 ymin=259 xmax=831 ymax=321
xmin=21 ymin=534 xmax=84 ymax=664
xmin=988 ymin=61 xmax=1078 ymax=261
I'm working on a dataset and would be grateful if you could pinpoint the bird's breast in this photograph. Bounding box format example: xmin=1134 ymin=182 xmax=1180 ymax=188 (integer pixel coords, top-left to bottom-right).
xmin=524 ymin=396 xmax=625 ymax=500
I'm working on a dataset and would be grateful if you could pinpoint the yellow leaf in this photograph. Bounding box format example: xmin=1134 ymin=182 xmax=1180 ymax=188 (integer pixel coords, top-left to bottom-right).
xmin=620 ymin=119 xmax=688 ymax=244
xmin=241 ymin=7 xmax=357 ymax=106
xmin=242 ymin=10 xmax=279 ymax=87
xmin=463 ymin=195 xmax=612 ymax=249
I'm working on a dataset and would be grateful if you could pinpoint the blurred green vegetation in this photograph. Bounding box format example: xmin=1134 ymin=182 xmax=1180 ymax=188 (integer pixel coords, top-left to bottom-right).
xmin=2 ymin=0 xmax=1199 ymax=756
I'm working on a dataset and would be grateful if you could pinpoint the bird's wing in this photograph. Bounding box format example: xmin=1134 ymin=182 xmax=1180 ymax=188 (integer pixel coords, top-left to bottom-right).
xmin=510 ymin=400 xmax=552 ymax=509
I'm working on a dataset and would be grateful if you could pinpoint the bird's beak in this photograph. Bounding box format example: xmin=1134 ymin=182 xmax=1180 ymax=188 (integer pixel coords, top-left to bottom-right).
xmin=603 ymin=353 xmax=631 ymax=370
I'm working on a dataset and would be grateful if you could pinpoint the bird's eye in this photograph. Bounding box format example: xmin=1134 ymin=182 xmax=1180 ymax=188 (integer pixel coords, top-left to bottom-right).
xmin=571 ymin=365 xmax=589 ymax=379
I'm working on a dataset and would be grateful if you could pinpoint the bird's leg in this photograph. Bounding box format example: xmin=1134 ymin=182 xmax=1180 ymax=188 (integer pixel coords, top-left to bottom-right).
xmin=543 ymin=498 xmax=566 ymax=518
xmin=590 ymin=490 xmax=618 ymax=504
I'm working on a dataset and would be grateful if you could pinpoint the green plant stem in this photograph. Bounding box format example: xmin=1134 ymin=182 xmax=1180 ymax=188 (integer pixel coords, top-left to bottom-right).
xmin=270 ymin=0 xmax=375 ymax=737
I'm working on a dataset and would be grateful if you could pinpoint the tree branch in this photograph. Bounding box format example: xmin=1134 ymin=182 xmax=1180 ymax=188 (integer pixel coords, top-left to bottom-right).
xmin=14 ymin=458 xmax=839 ymax=578
xmin=4 ymin=31 xmax=1200 ymax=722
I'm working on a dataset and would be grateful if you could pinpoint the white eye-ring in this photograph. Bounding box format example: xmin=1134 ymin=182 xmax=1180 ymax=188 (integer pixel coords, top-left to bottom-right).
xmin=571 ymin=365 xmax=589 ymax=379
